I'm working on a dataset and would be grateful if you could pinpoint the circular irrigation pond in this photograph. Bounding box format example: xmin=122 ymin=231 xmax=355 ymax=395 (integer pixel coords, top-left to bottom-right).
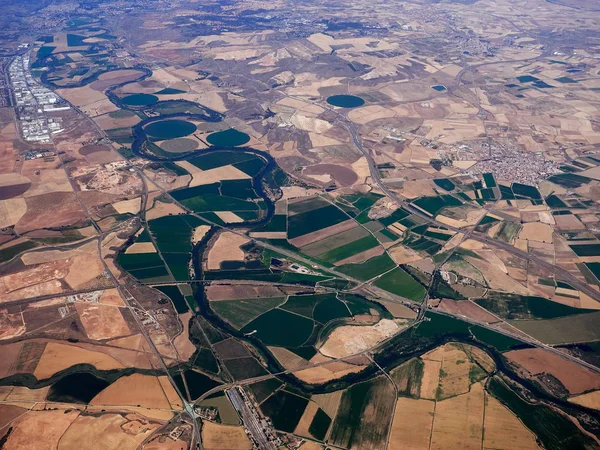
xmin=144 ymin=119 xmax=197 ymax=140
xmin=206 ymin=128 xmax=250 ymax=147
xmin=326 ymin=94 xmax=365 ymax=108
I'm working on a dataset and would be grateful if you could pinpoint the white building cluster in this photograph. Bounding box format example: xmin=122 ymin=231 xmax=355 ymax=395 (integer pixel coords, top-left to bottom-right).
xmin=8 ymin=53 xmax=69 ymax=144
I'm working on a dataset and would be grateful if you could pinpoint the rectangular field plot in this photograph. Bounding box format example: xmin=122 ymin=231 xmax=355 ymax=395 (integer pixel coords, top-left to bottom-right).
xmin=337 ymin=254 xmax=397 ymax=281
xmin=299 ymin=226 xmax=369 ymax=256
xmin=210 ymin=297 xmax=286 ymax=329
xmin=260 ymin=389 xmax=309 ymax=432
xmin=287 ymin=205 xmax=349 ymax=239
xmin=329 ymin=376 xmax=396 ymax=450
xmin=509 ymin=311 xmax=600 ymax=345
xmin=314 ymin=235 xmax=380 ymax=264
xmin=388 ymin=397 xmax=434 ymax=450
xmin=374 ymin=267 xmax=427 ymax=301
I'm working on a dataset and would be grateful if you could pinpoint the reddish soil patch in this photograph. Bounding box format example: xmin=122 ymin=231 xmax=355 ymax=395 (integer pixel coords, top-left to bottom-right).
xmin=79 ymin=144 xmax=111 ymax=156
xmin=0 ymin=183 xmax=30 ymax=200
xmin=289 ymin=219 xmax=357 ymax=247
xmin=437 ymin=300 xmax=501 ymax=324
xmin=304 ymin=164 xmax=358 ymax=187
xmin=0 ymin=404 xmax=27 ymax=430
xmin=15 ymin=192 xmax=87 ymax=233
xmin=505 ymin=348 xmax=600 ymax=395
xmin=205 ymin=284 xmax=283 ymax=301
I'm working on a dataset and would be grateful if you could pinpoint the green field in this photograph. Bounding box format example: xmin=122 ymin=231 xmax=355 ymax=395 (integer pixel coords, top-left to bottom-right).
xmin=156 ymin=285 xmax=189 ymax=314
xmin=337 ymin=254 xmax=396 ymax=280
xmin=121 ymin=93 xmax=158 ymax=106
xmin=475 ymin=293 xmax=596 ymax=320
xmin=509 ymin=311 xmax=600 ymax=345
xmin=288 ymin=205 xmax=349 ymax=238
xmin=206 ymin=128 xmax=250 ymax=147
xmin=315 ymin=235 xmax=380 ymax=264
xmin=144 ymin=119 xmax=197 ymax=139
xmin=260 ymin=390 xmax=309 ymax=432
xmin=373 ymin=267 xmax=426 ymax=301
xmin=240 ymin=308 xmax=314 ymax=347
xmin=210 ymin=297 xmax=286 ymax=329
xmin=308 ymin=408 xmax=332 ymax=440
xmin=412 ymin=195 xmax=462 ymax=215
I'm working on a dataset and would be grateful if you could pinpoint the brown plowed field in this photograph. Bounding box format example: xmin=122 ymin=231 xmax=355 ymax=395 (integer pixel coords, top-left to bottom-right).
xmin=289 ymin=219 xmax=357 ymax=248
xmin=201 ymin=422 xmax=252 ymax=450
xmin=90 ymin=374 xmax=173 ymax=409
xmin=505 ymin=348 xmax=600 ymax=394
xmin=205 ymin=284 xmax=283 ymax=301
xmin=2 ymin=409 xmax=80 ymax=450
xmin=303 ymin=164 xmax=358 ymax=187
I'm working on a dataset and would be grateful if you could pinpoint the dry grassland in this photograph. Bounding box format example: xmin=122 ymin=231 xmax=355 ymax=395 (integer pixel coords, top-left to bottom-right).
xmin=58 ymin=413 xmax=159 ymax=450
xmin=569 ymin=390 xmax=600 ymax=410
xmin=201 ymin=421 xmax=252 ymax=450
xmin=269 ymin=346 xmax=309 ymax=371
xmin=125 ymin=242 xmax=157 ymax=254
xmin=75 ymin=303 xmax=131 ymax=340
xmin=192 ymin=225 xmax=211 ymax=244
xmin=112 ymin=197 xmax=141 ymax=215
xmin=206 ymin=231 xmax=249 ymax=270
xmin=388 ymin=397 xmax=435 ymax=450
xmin=430 ymin=382 xmax=485 ymax=450
xmin=185 ymin=164 xmax=250 ymax=187
xmin=294 ymin=401 xmax=319 ymax=437
xmin=34 ymin=342 xmax=125 ymax=379
xmin=293 ymin=357 xmax=365 ymax=384
xmin=0 ymin=198 xmax=27 ymax=228
xmin=419 ymin=359 xmax=441 ymax=400
xmin=173 ymin=311 xmax=196 ymax=361
xmin=0 ymin=385 xmax=49 ymax=402
xmin=311 ymin=390 xmax=343 ymax=418
xmin=90 ymin=374 xmax=173 ymax=409
xmin=483 ymin=393 xmax=540 ymax=449
xmin=214 ymin=211 xmax=244 ymax=223
xmin=146 ymin=198 xmax=186 ymax=220
xmin=2 ymin=409 xmax=81 ymax=450
xmin=0 ymin=308 xmax=25 ymax=340
xmin=518 ymin=222 xmax=554 ymax=243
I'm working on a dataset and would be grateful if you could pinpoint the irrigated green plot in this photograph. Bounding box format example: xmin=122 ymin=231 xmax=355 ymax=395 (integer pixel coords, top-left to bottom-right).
xmin=412 ymin=195 xmax=462 ymax=216
xmin=280 ymin=293 xmax=334 ymax=318
xmin=315 ymin=235 xmax=380 ymax=263
xmin=509 ymin=311 xmax=600 ymax=345
xmin=308 ymin=408 xmax=332 ymax=440
xmin=313 ymin=297 xmax=351 ymax=324
xmin=475 ymin=293 xmax=596 ymax=320
xmin=260 ymin=390 xmax=309 ymax=432
xmin=288 ymin=205 xmax=349 ymax=238
xmin=373 ymin=267 xmax=426 ymax=301
xmin=337 ymin=253 xmax=396 ymax=281
xmin=241 ymin=308 xmax=314 ymax=347
xmin=210 ymin=297 xmax=286 ymax=329
xmin=156 ymin=285 xmax=189 ymax=314
xmin=198 ymin=394 xmax=239 ymax=425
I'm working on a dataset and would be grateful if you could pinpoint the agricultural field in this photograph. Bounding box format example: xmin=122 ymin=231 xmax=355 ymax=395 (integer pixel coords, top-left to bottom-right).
xmin=2 ymin=0 xmax=600 ymax=448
